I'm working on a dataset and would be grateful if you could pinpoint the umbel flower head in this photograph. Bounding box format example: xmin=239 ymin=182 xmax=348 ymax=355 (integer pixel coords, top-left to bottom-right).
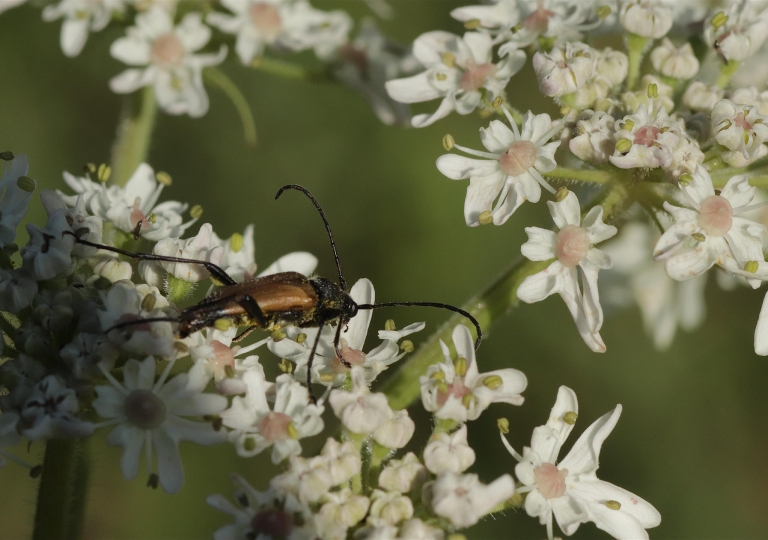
xmin=501 ymin=386 xmax=661 ymax=540
xmin=436 ymin=109 xmax=561 ymax=226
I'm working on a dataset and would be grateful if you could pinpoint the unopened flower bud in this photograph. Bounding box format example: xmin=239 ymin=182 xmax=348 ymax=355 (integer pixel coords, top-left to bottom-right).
xmin=683 ymin=82 xmax=724 ymax=113
xmin=745 ymin=260 xmax=759 ymax=273
xmin=373 ymin=409 xmax=415 ymax=449
xmin=156 ymin=171 xmax=172 ymax=185
xmin=619 ymin=0 xmax=672 ymax=38
xmin=190 ymin=205 xmax=203 ymax=219
xmin=563 ymin=411 xmax=578 ymax=425
xmin=443 ymin=134 xmax=455 ymax=151
xmin=651 ymin=39 xmax=699 ymax=80
xmin=16 ymin=176 xmax=35 ymax=192
xmin=497 ymin=417 xmax=509 ymax=434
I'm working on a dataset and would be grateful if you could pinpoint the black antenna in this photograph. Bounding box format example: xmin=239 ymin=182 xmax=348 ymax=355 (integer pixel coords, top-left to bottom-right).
xmin=103 ymin=316 xmax=180 ymax=335
xmin=275 ymin=185 xmax=346 ymax=291
xmin=357 ymin=301 xmax=482 ymax=350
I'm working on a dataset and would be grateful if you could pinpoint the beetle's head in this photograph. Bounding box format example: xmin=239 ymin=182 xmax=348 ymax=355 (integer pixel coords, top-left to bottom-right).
xmin=342 ymin=293 xmax=358 ymax=322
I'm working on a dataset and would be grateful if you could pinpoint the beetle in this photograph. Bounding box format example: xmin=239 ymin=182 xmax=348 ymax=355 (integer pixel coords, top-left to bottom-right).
xmin=69 ymin=184 xmax=482 ymax=395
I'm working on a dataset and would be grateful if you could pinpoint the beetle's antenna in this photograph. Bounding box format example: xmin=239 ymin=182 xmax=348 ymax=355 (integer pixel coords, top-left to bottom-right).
xmin=357 ymin=301 xmax=482 ymax=350
xmin=103 ymin=317 xmax=180 ymax=335
xmin=275 ymin=185 xmax=346 ymax=291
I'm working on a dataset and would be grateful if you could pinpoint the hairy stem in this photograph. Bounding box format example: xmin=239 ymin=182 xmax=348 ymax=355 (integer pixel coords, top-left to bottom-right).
xmin=382 ymin=183 xmax=630 ymax=410
xmin=251 ymin=56 xmax=330 ymax=82
xmin=543 ymin=167 xmax=613 ymax=184
xmin=110 ymin=86 xmax=157 ymax=187
xmin=33 ymin=438 xmax=90 ymax=540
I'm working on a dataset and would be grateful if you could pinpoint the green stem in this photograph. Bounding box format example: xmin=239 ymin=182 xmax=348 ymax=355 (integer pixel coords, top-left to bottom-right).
xmin=626 ymin=33 xmax=650 ymax=91
xmin=110 ymin=86 xmax=157 ymax=187
xmin=204 ymin=67 xmax=258 ymax=147
xmin=251 ymin=57 xmax=315 ymax=80
xmin=382 ymin=183 xmax=631 ymax=410
xmin=33 ymin=438 xmax=90 ymax=540
xmin=710 ymin=156 xmax=768 ymax=186
xmin=543 ymin=167 xmax=613 ymax=184
xmin=716 ymin=60 xmax=740 ymax=89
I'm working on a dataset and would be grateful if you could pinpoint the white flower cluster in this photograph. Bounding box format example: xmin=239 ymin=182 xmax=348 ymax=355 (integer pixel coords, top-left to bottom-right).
xmin=394 ymin=0 xmax=768 ymax=356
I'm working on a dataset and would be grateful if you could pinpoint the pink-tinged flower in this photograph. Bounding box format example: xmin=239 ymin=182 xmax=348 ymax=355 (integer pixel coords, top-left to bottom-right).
xmin=425 ymin=471 xmax=515 ymax=528
xmin=704 ymin=1 xmax=768 ymax=62
xmin=501 ymin=386 xmax=661 ymax=540
xmin=711 ymin=99 xmax=768 ymax=162
xmin=609 ymin=98 xmax=682 ymax=170
xmin=517 ymin=191 xmax=617 ymax=352
xmin=436 ymin=109 xmax=561 ymax=226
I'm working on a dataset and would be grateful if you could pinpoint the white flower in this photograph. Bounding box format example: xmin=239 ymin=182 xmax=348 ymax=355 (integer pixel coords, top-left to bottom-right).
xmin=450 ymin=0 xmax=520 ymax=36
xmin=367 ymin=489 xmax=413 ymax=527
xmin=269 ymin=278 xmax=422 ymax=387
xmin=18 ymin=375 xmax=94 ymax=440
xmin=110 ymin=7 xmax=227 ymax=117
xmin=569 ymin=110 xmax=616 ymax=164
xmin=207 ymin=0 xmax=352 ymax=64
xmin=682 ymin=81 xmax=724 ymax=113
xmin=0 ymin=0 xmax=25 ymax=15
xmin=436 ymin=109 xmax=561 ymax=226
xmin=711 ymin=99 xmax=768 ymax=161
xmin=501 ymin=386 xmax=661 ymax=540
xmin=320 ymin=438 xmax=361 ymax=486
xmin=0 ymin=154 xmax=35 ymax=247
xmin=423 ymin=424 xmax=475 ymax=475
xmin=425 ymin=471 xmax=515 ymax=528
xmin=650 ymin=38 xmax=699 ymax=79
xmin=39 ymin=191 xmax=103 ymax=260
xmin=518 ymin=191 xmax=617 ymax=352
xmin=21 ymin=212 xmax=75 ymax=281
xmin=329 ymin=366 xmax=392 ymax=434
xmin=610 ymin=98 xmax=681 ymax=169
xmin=0 ymin=269 xmax=38 ymax=312
xmin=42 ymin=0 xmax=125 ymax=57
xmin=595 ymin=47 xmax=629 ymax=87
xmin=420 ymin=324 xmax=527 ymax=422
xmin=385 ymin=31 xmax=525 ymax=127
xmin=271 ymin=454 xmax=334 ymax=504
xmin=501 ymin=0 xmax=605 ymax=50
xmin=140 ymin=223 xmax=224 ymax=286
xmin=315 ymin=488 xmax=370 ymax=539
xmin=93 ymin=356 xmax=227 ymax=493
xmin=619 ymin=0 xmax=672 ymax=39
xmin=372 ymin=408 xmax=414 ymax=450
xmin=207 ymin=474 xmax=314 ymax=540
xmin=730 ymin=86 xmax=768 ymax=116
xmin=59 ymin=162 xmax=195 ymax=242
xmin=60 ymin=332 xmax=120 ymax=380
xmin=654 ymin=166 xmax=766 ymax=287
xmin=533 ymin=42 xmax=597 ymax=97
xmin=378 ymin=452 xmax=427 ymax=494
xmin=704 ymin=1 xmax=768 ymax=63
xmin=601 ymin=221 xmax=706 ymax=350
xmin=221 ymin=371 xmax=324 ymax=463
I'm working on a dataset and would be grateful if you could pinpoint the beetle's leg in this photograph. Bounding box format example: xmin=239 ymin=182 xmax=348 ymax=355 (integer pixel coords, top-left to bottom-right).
xmin=236 ymin=295 xmax=268 ymax=327
xmin=305 ymin=328 xmax=323 ymax=404
xmin=332 ymin=322 xmax=352 ymax=368
xmin=232 ymin=324 xmax=259 ymax=343
xmin=65 ymin=233 xmax=237 ymax=286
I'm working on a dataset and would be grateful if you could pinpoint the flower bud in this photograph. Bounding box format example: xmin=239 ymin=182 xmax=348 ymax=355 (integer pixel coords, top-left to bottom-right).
xmin=650 ymin=38 xmax=699 ymax=80
xmin=373 ymin=409 xmax=415 ymax=449
xmin=683 ymin=82 xmax=724 ymax=113
xmin=619 ymin=0 xmax=672 ymax=39
xmin=424 ymin=425 xmax=475 ymax=474
xmin=532 ymin=42 xmax=597 ymax=97
xmin=368 ymin=490 xmax=414 ymax=526
xmin=378 ymin=452 xmax=427 ymax=493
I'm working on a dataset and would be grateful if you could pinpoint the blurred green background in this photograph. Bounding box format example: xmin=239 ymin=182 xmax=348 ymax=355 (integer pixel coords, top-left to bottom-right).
xmin=2 ymin=1 xmax=768 ymax=539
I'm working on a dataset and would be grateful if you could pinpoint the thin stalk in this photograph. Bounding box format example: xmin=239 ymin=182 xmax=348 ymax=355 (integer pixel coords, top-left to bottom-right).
xmin=110 ymin=86 xmax=157 ymax=187
xmin=716 ymin=60 xmax=740 ymax=89
xmin=382 ymin=183 xmax=630 ymax=410
xmin=626 ymin=33 xmax=650 ymax=91
xmin=542 ymin=167 xmax=613 ymax=184
xmin=251 ymin=57 xmax=314 ymax=80
xmin=204 ymin=67 xmax=258 ymax=147
xmin=32 ymin=438 xmax=90 ymax=540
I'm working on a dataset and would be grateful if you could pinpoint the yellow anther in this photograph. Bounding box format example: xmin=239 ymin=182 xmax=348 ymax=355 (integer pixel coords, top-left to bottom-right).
xmin=230 ymin=232 xmax=244 ymax=253
xmin=224 ymin=364 xmax=236 ymax=378
xmin=271 ymin=328 xmax=286 ymax=342
xmin=622 ymin=119 xmax=634 ymax=132
xmin=491 ymin=96 xmax=503 ymax=108
xmin=464 ymin=19 xmax=481 ymax=30
xmin=97 ymin=163 xmax=112 ymax=182
xmin=744 ymin=131 xmax=751 ymax=144
xmin=85 ymin=162 xmax=97 ymax=174
xmin=174 ymin=341 xmax=189 ymax=354
xmin=190 ymin=205 xmax=203 ymax=219
xmin=605 ymin=500 xmax=622 ymax=510
xmin=497 ymin=417 xmax=509 ymax=434
xmin=454 ymin=356 xmax=468 ymax=377
xmin=436 ymin=381 xmax=449 ymax=394
xmin=147 ymin=213 xmax=157 ymax=224
xmin=678 ymin=173 xmax=693 ymax=186
xmin=140 ymin=294 xmax=157 ymax=312
xmin=214 ymin=318 xmax=232 ymax=331
xmin=478 ymin=211 xmax=493 ymax=225
xmin=156 ymin=171 xmax=172 ymax=185
xmin=745 ymin=260 xmax=759 ymax=273
xmin=596 ymin=5 xmax=611 ymax=19
xmin=442 ymin=51 xmax=456 ymax=67
xmin=483 ymin=375 xmax=503 ymax=390
xmin=560 ymin=105 xmax=572 ymax=116
xmin=692 ymin=232 xmax=706 ymax=242
xmin=400 ymin=340 xmax=414 ymax=353
xmin=319 ymin=373 xmax=336 ymax=383
xmin=563 ymin=411 xmax=578 ymax=425
xmin=296 ymin=333 xmax=307 ymax=344
xmin=286 ymin=422 xmax=299 ymax=439
xmin=647 ymin=83 xmax=658 ymax=99
xmin=556 ymin=186 xmax=570 ymax=202
xmin=443 ymin=133 xmax=455 ymax=151
xmin=384 ymin=319 xmax=396 ymax=331
xmin=278 ymin=358 xmax=294 ymax=374
xmin=615 ymin=138 xmax=633 ymax=153
xmin=711 ymin=11 xmax=728 ymax=29
xmin=16 ymin=176 xmax=35 ymax=192
xmin=462 ymin=393 xmax=477 ymax=409
xmin=431 ymin=370 xmax=445 ymax=381
xmin=435 ymin=72 xmax=448 ymax=81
